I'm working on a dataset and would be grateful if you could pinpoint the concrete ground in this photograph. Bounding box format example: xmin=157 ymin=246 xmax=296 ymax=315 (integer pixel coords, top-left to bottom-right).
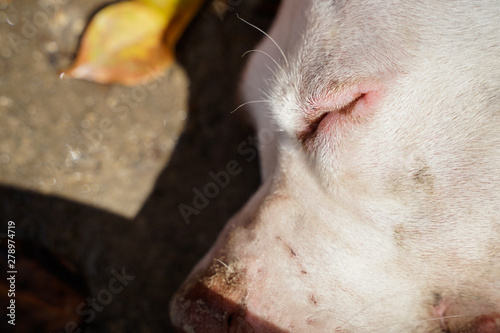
xmin=0 ymin=0 xmax=277 ymax=331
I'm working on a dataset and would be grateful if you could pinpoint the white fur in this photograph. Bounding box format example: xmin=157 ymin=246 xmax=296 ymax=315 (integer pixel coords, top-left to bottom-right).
xmin=171 ymin=1 xmax=500 ymax=332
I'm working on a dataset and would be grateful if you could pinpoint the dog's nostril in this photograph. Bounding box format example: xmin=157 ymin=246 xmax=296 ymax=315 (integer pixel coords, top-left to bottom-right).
xmin=170 ymin=273 xmax=248 ymax=333
xmin=227 ymin=313 xmax=235 ymax=327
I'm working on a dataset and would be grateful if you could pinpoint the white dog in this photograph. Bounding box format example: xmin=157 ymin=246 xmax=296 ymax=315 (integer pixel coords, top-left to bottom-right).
xmin=171 ymin=0 xmax=500 ymax=332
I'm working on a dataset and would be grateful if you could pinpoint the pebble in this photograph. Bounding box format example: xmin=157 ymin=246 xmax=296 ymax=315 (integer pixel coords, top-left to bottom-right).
xmin=0 ymin=96 xmax=13 ymax=107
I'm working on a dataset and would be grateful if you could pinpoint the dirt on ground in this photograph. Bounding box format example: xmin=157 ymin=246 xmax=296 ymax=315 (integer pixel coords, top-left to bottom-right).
xmin=0 ymin=0 xmax=277 ymax=331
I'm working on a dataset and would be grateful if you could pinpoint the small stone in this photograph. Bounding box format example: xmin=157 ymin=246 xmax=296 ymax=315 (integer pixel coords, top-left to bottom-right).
xmin=44 ymin=41 xmax=59 ymax=53
xmin=0 ymin=96 xmax=13 ymax=107
xmin=82 ymin=184 xmax=91 ymax=193
xmin=6 ymin=14 xmax=18 ymax=25
xmin=178 ymin=110 xmax=187 ymax=120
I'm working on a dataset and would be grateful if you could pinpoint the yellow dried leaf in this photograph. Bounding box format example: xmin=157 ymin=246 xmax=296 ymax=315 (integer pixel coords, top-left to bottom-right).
xmin=63 ymin=0 xmax=203 ymax=86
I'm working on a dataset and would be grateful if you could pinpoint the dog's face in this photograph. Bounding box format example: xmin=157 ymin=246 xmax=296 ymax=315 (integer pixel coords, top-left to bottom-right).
xmin=170 ymin=0 xmax=500 ymax=332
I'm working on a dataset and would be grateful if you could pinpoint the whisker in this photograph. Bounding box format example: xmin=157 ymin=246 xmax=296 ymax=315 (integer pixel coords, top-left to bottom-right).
xmin=241 ymin=49 xmax=284 ymax=73
xmin=420 ymin=315 xmax=464 ymax=322
xmin=414 ymin=313 xmax=464 ymax=329
xmin=214 ymin=258 xmax=230 ymax=270
xmin=231 ymin=100 xmax=271 ymax=113
xmin=236 ymin=13 xmax=288 ymax=67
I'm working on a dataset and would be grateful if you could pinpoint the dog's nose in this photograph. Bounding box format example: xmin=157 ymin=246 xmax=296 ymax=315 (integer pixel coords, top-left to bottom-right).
xmin=170 ymin=280 xmax=243 ymax=332
xmin=169 ymin=260 xmax=251 ymax=333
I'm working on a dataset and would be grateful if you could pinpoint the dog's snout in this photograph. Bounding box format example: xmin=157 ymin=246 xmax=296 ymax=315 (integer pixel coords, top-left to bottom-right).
xmin=170 ymin=282 xmax=235 ymax=332
xmin=170 ymin=259 xmax=251 ymax=333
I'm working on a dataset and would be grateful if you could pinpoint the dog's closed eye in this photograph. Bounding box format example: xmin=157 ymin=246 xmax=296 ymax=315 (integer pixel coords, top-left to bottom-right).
xmin=297 ymin=84 xmax=384 ymax=147
xmin=297 ymin=93 xmax=365 ymax=145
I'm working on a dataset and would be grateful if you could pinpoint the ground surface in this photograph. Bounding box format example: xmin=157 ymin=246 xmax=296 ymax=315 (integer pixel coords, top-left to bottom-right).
xmin=0 ymin=0 xmax=276 ymax=331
